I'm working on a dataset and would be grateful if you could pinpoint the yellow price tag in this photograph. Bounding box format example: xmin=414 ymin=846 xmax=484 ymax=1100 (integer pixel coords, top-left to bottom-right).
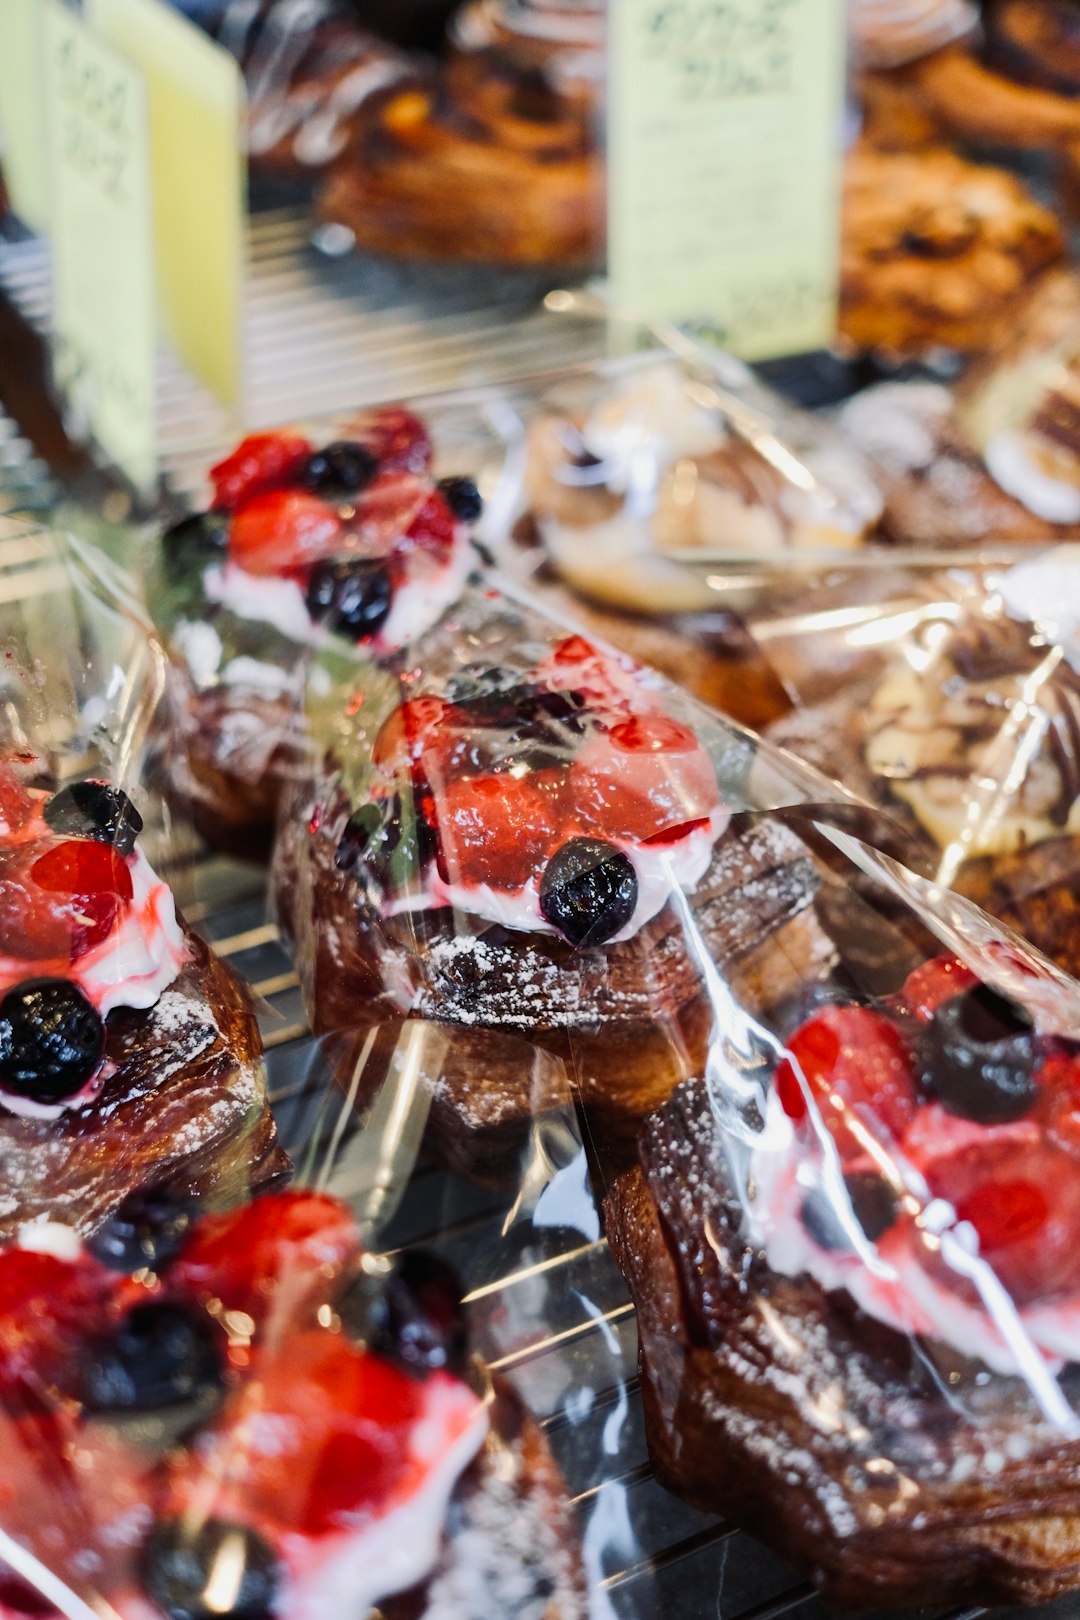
xmin=0 ymin=0 xmax=50 ymax=232
xmin=608 ymin=0 xmax=846 ymax=360
xmin=44 ymin=0 xmax=157 ymax=495
xmin=89 ymin=0 xmax=246 ymax=414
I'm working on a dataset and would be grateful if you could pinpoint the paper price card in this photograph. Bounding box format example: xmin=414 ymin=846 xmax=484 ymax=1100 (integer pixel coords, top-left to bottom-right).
xmin=608 ymin=0 xmax=847 ymax=360
xmin=44 ymin=0 xmax=157 ymax=495
xmin=90 ymin=0 xmax=245 ymax=414
xmin=0 ymin=0 xmax=50 ymax=232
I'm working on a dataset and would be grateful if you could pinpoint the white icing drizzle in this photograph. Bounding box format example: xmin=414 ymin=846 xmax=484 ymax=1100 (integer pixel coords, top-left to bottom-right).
xmin=984 ymin=430 xmax=1080 ymax=525
xmin=995 ymin=547 xmax=1080 ymax=671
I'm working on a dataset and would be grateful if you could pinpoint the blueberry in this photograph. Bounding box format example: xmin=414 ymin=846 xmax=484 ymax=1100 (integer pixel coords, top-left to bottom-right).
xmin=801 ymin=1173 xmax=899 ymax=1251
xmin=917 ymin=984 xmax=1038 ymax=1124
xmin=539 ymin=838 xmax=638 ymax=947
xmin=87 ymin=1187 xmax=195 ymax=1274
xmin=300 ymin=440 xmax=378 ymax=498
xmin=305 ymin=558 xmax=392 ymax=641
xmin=336 ymin=794 xmax=435 ymax=891
xmin=437 ymin=476 xmax=483 ymax=523
xmin=340 ymin=1251 xmax=467 ymax=1379
xmin=143 ymin=1520 xmax=280 ymax=1620
xmin=83 ymin=1301 xmax=223 ymax=1413
xmin=44 ymin=781 xmax=143 ymax=856
xmin=161 ymin=511 xmax=230 ymax=576
xmin=0 ymin=979 xmax=105 ymax=1105
xmin=334 ymin=804 xmax=383 ymax=875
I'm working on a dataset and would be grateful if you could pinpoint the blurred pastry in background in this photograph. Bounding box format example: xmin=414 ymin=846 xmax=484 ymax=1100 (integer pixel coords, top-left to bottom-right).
xmin=849 ymin=0 xmax=976 ymax=69
xmin=450 ymin=0 xmax=604 ymax=101
xmin=839 ymin=143 xmax=1065 ymax=357
xmin=349 ymin=0 xmax=461 ymax=49
xmin=318 ymin=46 xmax=602 ymax=264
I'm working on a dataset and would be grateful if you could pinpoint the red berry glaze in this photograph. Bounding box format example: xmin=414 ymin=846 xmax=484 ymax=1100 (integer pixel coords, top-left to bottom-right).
xmin=436 ymin=774 xmax=556 ymax=889
xmin=0 ymin=1248 xmax=114 ymax=1405
xmin=354 ymin=408 xmax=433 ymax=474
xmin=571 ymin=722 xmax=719 ymax=843
xmin=405 ymin=489 xmax=456 ymax=555
xmin=229 ymin=490 xmax=343 ymax=578
xmin=167 ymin=1192 xmax=359 ymax=1326
xmin=896 ymin=956 xmax=979 ymax=1023
xmin=0 ymin=771 xmax=34 ymax=840
xmin=0 ymin=838 xmax=133 ymax=962
xmin=372 ymin=698 xmax=464 ymax=777
xmin=774 ymin=1005 xmax=919 ymax=1160
xmin=209 ymin=432 xmax=313 ymax=511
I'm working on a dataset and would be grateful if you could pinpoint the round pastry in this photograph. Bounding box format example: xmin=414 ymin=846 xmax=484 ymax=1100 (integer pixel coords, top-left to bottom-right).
xmin=450 ymin=0 xmax=604 ymax=100
xmin=850 ymin=0 xmax=977 ymax=69
xmin=274 ymin=601 xmax=838 ymax=1163
xmin=767 ymin=553 xmax=1080 ymax=977
xmin=316 ymin=48 xmax=603 ymax=266
xmin=183 ymin=0 xmax=413 ymax=176
xmin=156 ymin=409 xmax=480 ymax=852
xmin=0 ymin=1189 xmax=584 ymax=1619
xmin=607 ymin=950 xmax=1080 ymax=1609
xmin=0 ymin=760 xmax=284 ymax=1238
xmin=839 ymin=142 xmax=1066 ymax=358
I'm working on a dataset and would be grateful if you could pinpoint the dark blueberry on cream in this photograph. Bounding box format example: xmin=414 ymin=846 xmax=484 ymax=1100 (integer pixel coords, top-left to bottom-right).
xmin=161 ymin=510 xmax=230 ymax=576
xmin=300 ymin=440 xmax=379 ymax=498
xmin=143 ymin=1519 xmax=281 ymax=1620
xmin=83 ymin=1301 xmax=222 ymax=1413
xmin=340 ymin=1251 xmax=467 ymax=1380
xmin=917 ymin=985 xmax=1039 ymax=1124
xmin=44 ymin=781 xmax=144 ymax=857
xmin=436 ymin=475 xmax=484 ymax=523
xmin=335 ymin=804 xmax=383 ymax=874
xmin=0 ymin=979 xmax=105 ymax=1105
xmin=338 ymin=794 xmax=436 ymax=892
xmin=305 ymin=558 xmax=392 ymax=641
xmin=87 ymin=1186 xmax=196 ymax=1273
xmin=540 ymin=837 xmax=638 ymax=946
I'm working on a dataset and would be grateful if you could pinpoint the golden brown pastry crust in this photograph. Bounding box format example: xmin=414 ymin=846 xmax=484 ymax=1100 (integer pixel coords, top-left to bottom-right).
xmin=0 ymin=925 xmax=286 ymax=1241
xmin=606 ymin=1077 xmax=1080 ymax=1611
xmin=839 ymin=143 xmax=1065 ymax=357
xmin=317 ymin=51 xmax=603 ymax=266
xmin=910 ymin=33 xmax=1080 ymax=149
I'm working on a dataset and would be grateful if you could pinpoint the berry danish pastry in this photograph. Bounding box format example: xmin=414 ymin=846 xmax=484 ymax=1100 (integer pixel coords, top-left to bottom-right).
xmin=0 ymin=763 xmax=284 ymax=1239
xmin=607 ymin=952 xmax=1080 ymax=1609
xmin=157 ymin=409 xmax=479 ymax=851
xmin=274 ymin=596 xmax=836 ymax=1159
xmin=0 ymin=1189 xmax=584 ymax=1619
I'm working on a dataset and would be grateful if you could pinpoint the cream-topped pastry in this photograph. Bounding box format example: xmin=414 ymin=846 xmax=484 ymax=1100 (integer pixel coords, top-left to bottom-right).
xmin=0 ymin=771 xmax=185 ymax=1119
xmin=523 ymin=362 xmax=882 ymax=613
xmin=451 ymin=0 xmax=605 ymax=95
xmin=850 ymin=0 xmax=977 ymax=68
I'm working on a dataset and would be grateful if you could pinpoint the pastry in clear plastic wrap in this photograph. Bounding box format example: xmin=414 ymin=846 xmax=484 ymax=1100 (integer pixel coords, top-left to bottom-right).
xmin=0 ymin=761 xmax=284 ymax=1239
xmin=607 ymin=944 xmax=1080 ymax=1609
xmin=839 ymin=142 xmax=1065 ymax=358
xmin=0 ymin=1188 xmax=584 ymax=1619
xmin=275 ymin=599 xmax=837 ymax=1154
xmin=317 ymin=47 xmax=602 ymax=266
xmin=767 ymin=554 xmax=1080 ymax=976
xmin=156 ymin=410 xmax=480 ymax=852
xmin=450 ymin=0 xmax=604 ymax=101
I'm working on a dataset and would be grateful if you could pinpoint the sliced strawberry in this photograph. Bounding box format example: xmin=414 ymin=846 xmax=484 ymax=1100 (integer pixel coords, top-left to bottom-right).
xmin=371 ymin=698 xmax=465 ymax=779
xmin=925 ymin=1139 xmax=1080 ymax=1304
xmin=209 ymin=432 xmax=313 ymax=511
xmin=170 ymin=1333 xmax=425 ymax=1536
xmin=571 ymin=718 xmax=720 ymax=843
xmin=0 ymin=838 xmax=133 ymax=962
xmin=0 ymin=1249 xmax=115 ymax=1405
xmin=354 ymin=407 xmax=433 ymax=474
xmin=774 ymin=1005 xmax=919 ymax=1160
xmin=167 ymin=1192 xmax=359 ymax=1327
xmin=356 ymin=472 xmax=433 ymax=555
xmin=405 ymin=489 xmax=456 ymax=554
xmin=538 ymin=636 xmax=638 ymax=716
xmin=895 ymin=956 xmax=979 ymax=1023
xmin=435 ymin=773 xmax=556 ymax=890
xmin=0 ymin=770 xmax=34 ymax=840
xmin=228 ymin=489 xmax=343 ymax=578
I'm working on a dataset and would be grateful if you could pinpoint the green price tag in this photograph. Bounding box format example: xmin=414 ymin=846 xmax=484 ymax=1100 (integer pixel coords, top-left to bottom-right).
xmin=0 ymin=0 xmax=50 ymax=232
xmin=608 ymin=0 xmax=847 ymax=360
xmin=44 ymin=0 xmax=157 ymax=495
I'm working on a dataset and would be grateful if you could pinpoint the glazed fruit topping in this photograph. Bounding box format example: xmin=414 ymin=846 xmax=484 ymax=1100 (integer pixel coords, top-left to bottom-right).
xmin=404 ymin=487 xmax=457 ymax=553
xmin=539 ymin=837 xmax=638 ymax=947
xmin=228 ymin=489 xmax=342 ymax=578
xmin=0 ymin=979 xmax=106 ymax=1104
xmin=209 ymin=431 xmax=313 ymax=511
xmin=143 ymin=1518 xmax=281 ymax=1620
xmin=0 ymin=837 xmax=133 ymax=962
xmin=354 ymin=406 xmax=433 ymax=474
xmin=300 ymin=439 xmax=378 ymax=498
xmin=917 ymin=984 xmax=1039 ymax=1124
xmin=572 ymin=720 xmax=719 ymax=843
xmin=775 ymin=1005 xmax=919 ymax=1161
xmin=82 ymin=1301 xmax=223 ymax=1414
xmin=371 ymin=696 xmax=464 ymax=775
xmin=897 ymin=954 xmax=979 ymax=1021
xmin=0 ymin=1247 xmax=113 ymax=1405
xmin=437 ymin=773 xmax=556 ymax=890
xmin=304 ymin=557 xmax=393 ymax=641
xmin=43 ymin=781 xmax=143 ymax=857
xmin=87 ymin=1186 xmax=195 ymax=1274
xmin=437 ymin=475 xmax=484 ymax=523
xmin=0 ymin=769 xmax=35 ymax=839
xmin=340 ymin=1251 xmax=467 ymax=1380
